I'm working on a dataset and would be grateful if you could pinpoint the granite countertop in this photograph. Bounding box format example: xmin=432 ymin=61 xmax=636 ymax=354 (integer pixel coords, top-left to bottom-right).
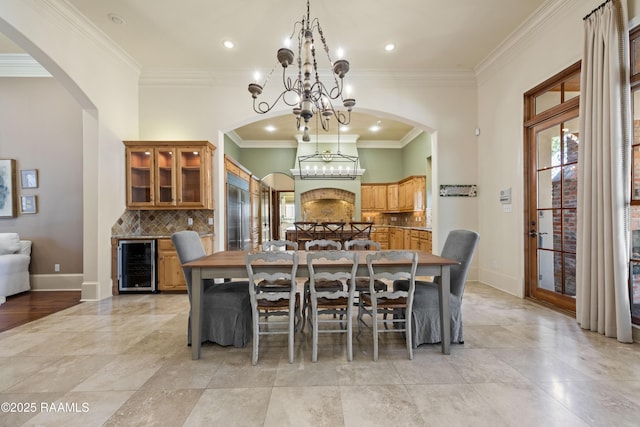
xmin=112 ymin=233 xmax=214 ymax=239
xmin=376 ymin=225 xmax=432 ymax=231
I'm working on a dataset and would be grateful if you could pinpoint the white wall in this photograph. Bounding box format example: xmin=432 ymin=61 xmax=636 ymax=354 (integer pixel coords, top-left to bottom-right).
xmin=0 ymin=0 xmax=140 ymax=300
xmin=5 ymin=0 xmax=627 ymax=301
xmin=475 ymin=0 xmax=606 ymax=297
xmin=139 ymin=71 xmax=480 ymax=262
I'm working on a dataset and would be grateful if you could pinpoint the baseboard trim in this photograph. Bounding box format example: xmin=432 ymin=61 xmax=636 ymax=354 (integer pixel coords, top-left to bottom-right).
xmin=30 ymin=274 xmax=83 ymax=291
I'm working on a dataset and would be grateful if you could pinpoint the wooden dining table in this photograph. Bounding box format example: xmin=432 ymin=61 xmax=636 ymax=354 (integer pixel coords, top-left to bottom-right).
xmin=184 ymin=250 xmax=459 ymax=360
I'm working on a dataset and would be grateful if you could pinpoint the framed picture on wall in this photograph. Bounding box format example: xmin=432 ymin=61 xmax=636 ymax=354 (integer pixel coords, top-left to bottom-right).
xmin=20 ymin=169 xmax=38 ymax=189
xmin=20 ymin=195 xmax=37 ymax=214
xmin=0 ymin=159 xmax=17 ymax=218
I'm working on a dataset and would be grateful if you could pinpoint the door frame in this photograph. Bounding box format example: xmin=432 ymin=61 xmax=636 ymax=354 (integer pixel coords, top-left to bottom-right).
xmin=523 ymin=61 xmax=581 ymax=313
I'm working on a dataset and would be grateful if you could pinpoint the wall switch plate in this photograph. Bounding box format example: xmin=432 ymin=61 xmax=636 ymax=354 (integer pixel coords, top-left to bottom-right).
xmin=54 ymin=263 xmax=60 ymax=272
xmin=208 ymin=217 xmax=214 ymax=225
xmin=503 ymin=204 xmax=512 ymax=213
xmin=187 ymin=218 xmax=193 ymax=226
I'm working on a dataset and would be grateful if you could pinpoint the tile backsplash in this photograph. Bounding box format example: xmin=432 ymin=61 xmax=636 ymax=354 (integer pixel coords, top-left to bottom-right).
xmin=361 ymin=210 xmax=428 ymax=227
xmin=112 ymin=210 xmax=214 ymax=237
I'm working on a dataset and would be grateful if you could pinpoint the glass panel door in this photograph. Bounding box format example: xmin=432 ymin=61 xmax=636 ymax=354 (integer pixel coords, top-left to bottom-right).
xmin=155 ymin=148 xmax=175 ymax=206
xmin=127 ymin=148 xmax=153 ymax=206
xmin=527 ymin=112 xmax=578 ymax=310
xmin=178 ymin=148 xmax=202 ymax=205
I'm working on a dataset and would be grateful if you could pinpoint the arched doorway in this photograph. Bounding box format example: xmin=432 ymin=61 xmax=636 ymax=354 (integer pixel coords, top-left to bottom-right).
xmin=261 ymin=172 xmax=294 ymax=241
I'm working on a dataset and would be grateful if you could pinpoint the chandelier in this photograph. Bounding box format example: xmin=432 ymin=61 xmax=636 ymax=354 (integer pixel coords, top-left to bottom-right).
xmin=247 ymin=0 xmax=356 ymax=142
xmin=293 ymin=120 xmax=362 ymax=180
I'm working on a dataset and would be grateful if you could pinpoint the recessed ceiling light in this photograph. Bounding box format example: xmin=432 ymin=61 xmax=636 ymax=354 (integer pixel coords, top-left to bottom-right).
xmin=384 ymin=43 xmax=396 ymax=52
xmin=340 ymin=125 xmax=349 ymax=132
xmin=107 ymin=13 xmax=125 ymax=25
xmin=222 ymin=39 xmax=235 ymax=49
xmin=370 ymin=120 xmax=382 ymax=132
xmin=265 ymin=125 xmax=276 ymax=132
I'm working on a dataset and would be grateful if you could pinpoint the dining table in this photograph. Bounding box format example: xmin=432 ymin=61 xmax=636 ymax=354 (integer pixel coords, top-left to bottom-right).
xmin=184 ymin=250 xmax=459 ymax=360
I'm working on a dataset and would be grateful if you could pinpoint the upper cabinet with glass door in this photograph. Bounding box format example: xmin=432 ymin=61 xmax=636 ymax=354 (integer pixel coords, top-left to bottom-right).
xmin=124 ymin=141 xmax=215 ymax=210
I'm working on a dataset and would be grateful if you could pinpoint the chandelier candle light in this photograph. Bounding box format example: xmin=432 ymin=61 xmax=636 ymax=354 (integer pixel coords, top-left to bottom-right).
xmin=247 ymin=0 xmax=356 ymax=142
xmin=295 ymin=121 xmax=361 ymax=180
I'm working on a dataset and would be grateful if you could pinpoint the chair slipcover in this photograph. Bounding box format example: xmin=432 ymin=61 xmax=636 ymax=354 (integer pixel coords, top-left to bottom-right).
xmin=394 ymin=229 xmax=479 ymax=345
xmin=172 ymin=230 xmax=251 ymax=347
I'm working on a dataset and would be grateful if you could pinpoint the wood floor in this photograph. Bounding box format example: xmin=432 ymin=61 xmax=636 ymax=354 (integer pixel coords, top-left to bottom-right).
xmin=0 ymin=291 xmax=82 ymax=333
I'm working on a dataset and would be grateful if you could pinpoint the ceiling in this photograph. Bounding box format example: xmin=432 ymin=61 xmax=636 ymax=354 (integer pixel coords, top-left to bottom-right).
xmin=0 ymin=0 xmax=548 ymax=144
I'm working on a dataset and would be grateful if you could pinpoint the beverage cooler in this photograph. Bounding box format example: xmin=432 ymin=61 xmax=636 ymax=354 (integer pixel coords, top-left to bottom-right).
xmin=118 ymin=240 xmax=157 ymax=293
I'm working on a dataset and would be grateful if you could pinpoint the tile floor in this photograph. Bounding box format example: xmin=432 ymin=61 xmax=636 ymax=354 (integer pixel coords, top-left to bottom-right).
xmin=0 ymin=282 xmax=639 ymax=426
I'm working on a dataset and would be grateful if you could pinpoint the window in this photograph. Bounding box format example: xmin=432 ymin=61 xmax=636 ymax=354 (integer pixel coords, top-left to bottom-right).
xmin=628 ymin=26 xmax=640 ymax=324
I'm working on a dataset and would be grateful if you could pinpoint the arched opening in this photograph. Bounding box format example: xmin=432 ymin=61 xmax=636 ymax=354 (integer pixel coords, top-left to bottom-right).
xmin=261 ymin=172 xmax=294 ymax=241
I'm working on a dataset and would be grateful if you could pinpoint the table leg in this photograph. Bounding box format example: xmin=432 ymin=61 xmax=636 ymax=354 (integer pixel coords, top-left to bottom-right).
xmin=191 ymin=268 xmax=202 ymax=360
xmin=439 ymin=265 xmax=451 ymax=355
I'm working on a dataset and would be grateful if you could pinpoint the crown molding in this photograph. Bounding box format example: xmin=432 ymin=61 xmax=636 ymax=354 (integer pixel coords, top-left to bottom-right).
xmin=235 ymin=140 xmax=298 ymax=149
xmin=0 ymin=54 xmax=51 ymax=77
xmin=474 ymin=0 xmax=569 ymax=78
xmin=0 ymin=0 xmax=140 ymax=77
xmin=295 ymin=134 xmax=359 ymax=144
xmin=40 ymin=0 xmax=140 ymax=73
xmin=139 ymin=67 xmax=477 ymax=87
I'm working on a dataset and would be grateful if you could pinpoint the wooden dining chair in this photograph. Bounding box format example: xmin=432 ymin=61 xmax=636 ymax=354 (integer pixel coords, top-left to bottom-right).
xmin=344 ymin=239 xmax=388 ymax=305
xmin=293 ymin=221 xmax=318 ymax=248
xmin=306 ymin=250 xmax=358 ymax=362
xmin=348 ymin=221 xmax=374 ymax=241
xmin=321 ymin=221 xmax=346 ymax=244
xmin=246 ymin=250 xmax=299 ymax=365
xmin=359 ymin=250 xmax=418 ymax=361
xmin=301 ymin=239 xmax=343 ymax=330
xmin=257 ymin=240 xmax=302 ymax=330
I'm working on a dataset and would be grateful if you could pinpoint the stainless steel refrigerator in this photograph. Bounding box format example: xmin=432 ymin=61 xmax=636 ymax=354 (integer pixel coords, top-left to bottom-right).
xmin=226 ymin=172 xmax=251 ymax=251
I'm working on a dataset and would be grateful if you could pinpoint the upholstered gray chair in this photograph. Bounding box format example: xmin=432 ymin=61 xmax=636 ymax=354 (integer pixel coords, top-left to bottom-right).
xmin=393 ymin=229 xmax=479 ymax=346
xmin=171 ymin=230 xmax=252 ymax=347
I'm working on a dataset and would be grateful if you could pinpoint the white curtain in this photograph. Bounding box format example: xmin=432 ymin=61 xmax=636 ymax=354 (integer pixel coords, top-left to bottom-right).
xmin=577 ymin=0 xmax=632 ymax=342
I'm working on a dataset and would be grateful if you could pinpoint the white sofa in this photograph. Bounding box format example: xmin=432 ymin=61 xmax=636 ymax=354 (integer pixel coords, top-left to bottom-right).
xmin=0 ymin=233 xmax=32 ymax=305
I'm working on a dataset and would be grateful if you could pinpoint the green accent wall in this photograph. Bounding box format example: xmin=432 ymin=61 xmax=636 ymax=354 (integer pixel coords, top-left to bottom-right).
xmin=402 ymin=131 xmax=431 ymax=176
xmin=238 ymin=147 xmax=297 ymax=179
xmin=224 ymin=134 xmax=241 ymax=159
xmin=358 ymin=148 xmax=403 ymax=183
xmin=223 ymin=130 xmax=431 ymax=183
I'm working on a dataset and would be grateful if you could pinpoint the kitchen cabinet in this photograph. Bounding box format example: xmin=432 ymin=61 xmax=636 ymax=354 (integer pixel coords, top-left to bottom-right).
xmin=250 ymin=176 xmax=261 ymax=251
xmin=362 ymin=176 xmax=425 ymax=213
xmin=398 ymin=176 xmax=426 ymax=212
xmin=157 ymin=235 xmax=213 ymax=291
xmin=112 ymin=235 xmax=213 ymax=294
xmin=389 ymin=227 xmax=403 ymax=249
xmin=387 ymin=184 xmax=398 ymax=211
xmin=361 ymin=184 xmax=387 ymax=211
xmin=419 ymin=230 xmax=432 ymax=253
xmin=403 ymin=228 xmax=412 ymax=249
xmin=410 ymin=230 xmax=420 ymax=250
xmin=378 ymin=227 xmax=431 ymax=251
xmin=124 ymin=141 xmax=214 ymax=210
xmin=370 ymin=226 xmax=388 ymax=250
xmin=157 ymin=238 xmax=186 ymax=291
